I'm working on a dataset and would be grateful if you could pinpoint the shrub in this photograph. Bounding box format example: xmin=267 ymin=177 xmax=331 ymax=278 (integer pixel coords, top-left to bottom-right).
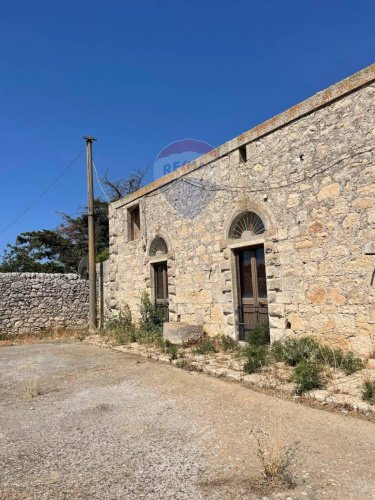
xmin=293 ymin=359 xmax=324 ymax=395
xmin=271 ymin=337 xmax=320 ymax=366
xmin=135 ymin=292 xmax=164 ymax=346
xmin=166 ymin=343 xmax=179 ymax=360
xmin=308 ymin=343 xmax=363 ymax=374
xmin=103 ymin=305 xmax=135 ymax=345
xmin=362 ymin=379 xmax=375 ymax=405
xmin=139 ymin=291 xmax=164 ymax=330
xmin=194 ymin=337 xmax=218 ymax=355
xmin=242 ymin=344 xmax=269 ymax=374
xmin=338 ymin=351 xmax=364 ymax=375
xmin=245 ymin=324 xmax=270 ymax=346
xmin=219 ymin=335 xmax=239 ymax=352
xmin=271 ymin=337 xmax=363 ymax=375
xmin=135 ymin=324 xmax=163 ymax=347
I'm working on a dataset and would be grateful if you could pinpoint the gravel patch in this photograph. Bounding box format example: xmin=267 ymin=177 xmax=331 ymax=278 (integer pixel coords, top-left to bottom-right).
xmin=0 ymin=341 xmax=374 ymax=499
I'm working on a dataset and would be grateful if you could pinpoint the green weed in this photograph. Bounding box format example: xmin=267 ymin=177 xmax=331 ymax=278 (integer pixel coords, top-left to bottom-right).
xmin=193 ymin=337 xmax=218 ymax=354
xmin=293 ymin=359 xmax=324 ymax=395
xmin=219 ymin=335 xmax=239 ymax=352
xmin=362 ymin=379 xmax=375 ymax=404
xmin=245 ymin=324 xmax=270 ymax=346
xmin=242 ymin=344 xmax=269 ymax=374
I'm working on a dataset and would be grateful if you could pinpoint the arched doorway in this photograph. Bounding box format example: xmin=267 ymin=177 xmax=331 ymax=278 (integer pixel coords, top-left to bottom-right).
xmin=229 ymin=211 xmax=269 ymax=340
xmin=149 ymin=237 xmax=169 ymax=322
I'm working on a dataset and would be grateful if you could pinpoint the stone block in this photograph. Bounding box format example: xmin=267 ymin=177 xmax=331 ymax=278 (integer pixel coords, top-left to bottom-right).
xmin=268 ymin=304 xmax=284 ymax=317
xmin=317 ymin=182 xmax=340 ymax=201
xmin=267 ymin=279 xmax=282 ymax=291
xmin=163 ymin=322 xmax=203 ymax=346
xmin=269 ymin=315 xmax=286 ymax=329
xmin=364 ymin=242 xmax=375 ymax=255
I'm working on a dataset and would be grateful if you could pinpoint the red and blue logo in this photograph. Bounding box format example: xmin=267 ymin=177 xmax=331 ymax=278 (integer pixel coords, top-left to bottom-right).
xmin=153 ymin=138 xmax=213 ymax=180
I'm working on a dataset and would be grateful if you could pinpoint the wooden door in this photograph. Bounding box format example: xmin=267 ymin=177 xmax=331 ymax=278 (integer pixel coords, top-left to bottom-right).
xmin=236 ymin=245 xmax=268 ymax=339
xmin=153 ymin=262 xmax=169 ymax=321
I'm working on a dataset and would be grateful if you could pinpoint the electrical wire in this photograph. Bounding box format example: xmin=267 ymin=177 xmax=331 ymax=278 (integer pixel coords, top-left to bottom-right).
xmin=143 ymin=146 xmax=373 ymax=198
xmin=93 ymin=160 xmax=110 ymax=202
xmin=0 ymin=149 xmax=86 ymax=236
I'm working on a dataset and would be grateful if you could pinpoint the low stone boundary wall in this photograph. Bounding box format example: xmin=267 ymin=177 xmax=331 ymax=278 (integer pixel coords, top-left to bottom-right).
xmin=0 ymin=273 xmax=89 ymax=335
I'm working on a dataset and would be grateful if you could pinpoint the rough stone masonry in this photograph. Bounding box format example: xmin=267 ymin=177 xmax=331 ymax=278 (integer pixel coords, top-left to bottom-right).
xmin=109 ymin=65 xmax=375 ymax=356
xmin=0 ymin=273 xmax=89 ymax=335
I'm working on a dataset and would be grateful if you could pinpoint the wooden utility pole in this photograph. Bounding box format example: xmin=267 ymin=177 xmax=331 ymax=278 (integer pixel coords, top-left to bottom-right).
xmin=84 ymin=136 xmax=97 ymax=331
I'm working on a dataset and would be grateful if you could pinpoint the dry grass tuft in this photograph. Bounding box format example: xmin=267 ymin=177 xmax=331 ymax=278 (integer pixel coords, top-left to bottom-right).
xmin=250 ymin=425 xmax=300 ymax=492
xmin=0 ymin=328 xmax=88 ymax=347
xmin=22 ymin=362 xmax=42 ymax=399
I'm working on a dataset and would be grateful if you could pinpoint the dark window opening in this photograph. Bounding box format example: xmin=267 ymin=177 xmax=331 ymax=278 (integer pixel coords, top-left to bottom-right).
xmin=239 ymin=146 xmax=247 ymax=163
xmin=128 ymin=205 xmax=140 ymax=241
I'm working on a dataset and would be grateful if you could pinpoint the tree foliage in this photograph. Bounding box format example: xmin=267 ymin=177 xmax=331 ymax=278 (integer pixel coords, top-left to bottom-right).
xmin=0 ymin=200 xmax=109 ymax=273
xmin=0 ymin=168 xmax=145 ymax=273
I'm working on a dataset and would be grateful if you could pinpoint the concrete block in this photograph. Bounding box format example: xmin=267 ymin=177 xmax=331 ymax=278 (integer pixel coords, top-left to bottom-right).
xmin=163 ymin=322 xmax=203 ymax=346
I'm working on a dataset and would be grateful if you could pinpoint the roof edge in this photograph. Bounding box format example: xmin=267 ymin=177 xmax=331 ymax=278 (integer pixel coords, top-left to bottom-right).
xmin=113 ymin=63 xmax=375 ymax=209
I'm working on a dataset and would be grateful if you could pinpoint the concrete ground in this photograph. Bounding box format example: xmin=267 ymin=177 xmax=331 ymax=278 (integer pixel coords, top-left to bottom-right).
xmin=0 ymin=342 xmax=374 ymax=500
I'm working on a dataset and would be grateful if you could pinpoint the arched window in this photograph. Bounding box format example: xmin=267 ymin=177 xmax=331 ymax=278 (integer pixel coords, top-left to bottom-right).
xmin=229 ymin=211 xmax=265 ymax=240
xmin=149 ymin=236 xmax=168 ymax=257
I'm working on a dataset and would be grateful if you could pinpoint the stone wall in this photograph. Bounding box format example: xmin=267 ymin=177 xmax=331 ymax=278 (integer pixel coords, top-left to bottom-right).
xmin=0 ymin=273 xmax=89 ymax=335
xmin=107 ymin=66 xmax=375 ymax=356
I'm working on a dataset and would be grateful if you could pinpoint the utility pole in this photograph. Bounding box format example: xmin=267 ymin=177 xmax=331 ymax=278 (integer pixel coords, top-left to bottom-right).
xmin=84 ymin=136 xmax=97 ymax=332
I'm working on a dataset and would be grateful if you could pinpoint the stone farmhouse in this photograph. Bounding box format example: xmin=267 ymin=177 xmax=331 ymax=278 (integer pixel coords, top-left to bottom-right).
xmin=107 ymin=64 xmax=375 ymax=356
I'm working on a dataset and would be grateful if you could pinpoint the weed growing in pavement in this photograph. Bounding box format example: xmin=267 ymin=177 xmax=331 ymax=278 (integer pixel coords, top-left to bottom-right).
xmin=22 ymin=362 xmax=42 ymax=399
xmin=250 ymin=426 xmax=300 ymax=491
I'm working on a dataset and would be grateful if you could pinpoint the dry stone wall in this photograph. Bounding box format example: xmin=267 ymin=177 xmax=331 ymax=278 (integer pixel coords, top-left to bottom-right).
xmin=108 ymin=70 xmax=375 ymax=356
xmin=0 ymin=273 xmax=89 ymax=335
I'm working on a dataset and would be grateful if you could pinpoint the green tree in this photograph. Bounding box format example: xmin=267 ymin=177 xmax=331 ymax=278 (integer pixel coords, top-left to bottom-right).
xmin=0 ymin=200 xmax=108 ymax=273
xmin=0 ymin=168 xmax=146 ymax=273
xmin=0 ymin=230 xmax=72 ymax=272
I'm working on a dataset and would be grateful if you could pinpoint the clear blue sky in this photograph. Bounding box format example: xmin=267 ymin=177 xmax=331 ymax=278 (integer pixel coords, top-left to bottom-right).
xmin=0 ymin=0 xmax=374 ymax=254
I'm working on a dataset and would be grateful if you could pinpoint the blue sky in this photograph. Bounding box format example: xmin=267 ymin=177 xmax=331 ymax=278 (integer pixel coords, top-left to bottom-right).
xmin=0 ymin=0 xmax=374 ymax=255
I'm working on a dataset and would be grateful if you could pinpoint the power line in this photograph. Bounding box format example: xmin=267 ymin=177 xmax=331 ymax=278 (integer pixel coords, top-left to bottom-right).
xmin=0 ymin=148 xmax=85 ymax=236
xmin=144 ymin=146 xmax=373 ymax=198
xmin=93 ymin=160 xmax=110 ymax=202
xmin=182 ymin=147 xmax=373 ymax=193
